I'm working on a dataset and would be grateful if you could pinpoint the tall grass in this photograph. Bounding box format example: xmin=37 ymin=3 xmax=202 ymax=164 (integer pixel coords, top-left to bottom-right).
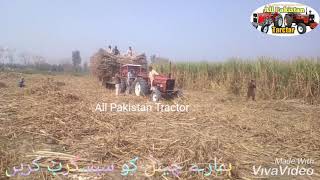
xmin=154 ymin=57 xmax=320 ymax=103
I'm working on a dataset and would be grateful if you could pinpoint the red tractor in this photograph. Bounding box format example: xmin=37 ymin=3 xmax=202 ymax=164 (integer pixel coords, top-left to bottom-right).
xmin=107 ymin=64 xmax=181 ymax=101
xmin=252 ymin=12 xmax=283 ymax=33
xmin=284 ymin=9 xmax=318 ymax=34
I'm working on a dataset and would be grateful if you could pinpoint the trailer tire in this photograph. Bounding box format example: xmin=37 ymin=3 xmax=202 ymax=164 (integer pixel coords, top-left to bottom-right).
xmin=297 ymin=23 xmax=306 ymax=34
xmin=133 ymin=78 xmax=149 ymax=96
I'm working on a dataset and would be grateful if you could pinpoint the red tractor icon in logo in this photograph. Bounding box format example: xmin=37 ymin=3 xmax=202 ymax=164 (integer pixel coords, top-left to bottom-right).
xmin=284 ymin=10 xmax=318 ymax=34
xmin=252 ymin=12 xmax=283 ymax=33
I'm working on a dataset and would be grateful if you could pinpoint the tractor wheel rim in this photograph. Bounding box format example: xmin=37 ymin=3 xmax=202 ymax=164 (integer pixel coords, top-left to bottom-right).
xmin=263 ymin=26 xmax=268 ymax=33
xmin=135 ymin=83 xmax=141 ymax=96
xmin=278 ymin=18 xmax=283 ymax=26
xmin=298 ymin=26 xmax=303 ymax=32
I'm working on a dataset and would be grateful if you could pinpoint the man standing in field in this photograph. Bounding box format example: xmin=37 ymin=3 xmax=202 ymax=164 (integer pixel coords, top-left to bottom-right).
xmin=247 ymin=80 xmax=256 ymax=101
xmin=114 ymin=73 xmax=121 ymax=96
xmin=149 ymin=66 xmax=159 ymax=90
xmin=18 ymin=77 xmax=25 ymax=88
xmin=126 ymin=69 xmax=133 ymax=94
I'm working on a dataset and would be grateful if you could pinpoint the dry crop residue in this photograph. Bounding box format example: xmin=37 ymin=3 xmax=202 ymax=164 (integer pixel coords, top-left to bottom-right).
xmin=0 ymin=72 xmax=319 ymax=179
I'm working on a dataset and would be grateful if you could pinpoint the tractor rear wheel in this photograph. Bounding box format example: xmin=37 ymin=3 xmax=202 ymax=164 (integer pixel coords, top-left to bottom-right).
xmin=284 ymin=15 xmax=293 ymax=27
xmin=297 ymin=23 xmax=306 ymax=34
xmin=261 ymin=24 xmax=269 ymax=33
xmin=150 ymin=89 xmax=161 ymax=102
xmin=133 ymin=78 xmax=149 ymax=96
xmin=274 ymin=15 xmax=283 ymax=27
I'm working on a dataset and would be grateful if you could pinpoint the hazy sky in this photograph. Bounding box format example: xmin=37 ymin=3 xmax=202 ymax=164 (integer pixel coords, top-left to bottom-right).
xmin=1 ymin=0 xmax=319 ymax=63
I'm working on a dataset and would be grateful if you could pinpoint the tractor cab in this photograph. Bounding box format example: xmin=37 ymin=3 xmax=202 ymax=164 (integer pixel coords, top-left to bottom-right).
xmin=120 ymin=64 xmax=147 ymax=79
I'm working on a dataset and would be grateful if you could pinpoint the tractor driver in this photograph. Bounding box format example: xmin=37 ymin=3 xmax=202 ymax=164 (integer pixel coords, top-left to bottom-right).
xmin=148 ymin=66 xmax=159 ymax=90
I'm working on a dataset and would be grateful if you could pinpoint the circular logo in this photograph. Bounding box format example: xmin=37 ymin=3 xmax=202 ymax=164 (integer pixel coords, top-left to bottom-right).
xmin=251 ymin=2 xmax=319 ymax=36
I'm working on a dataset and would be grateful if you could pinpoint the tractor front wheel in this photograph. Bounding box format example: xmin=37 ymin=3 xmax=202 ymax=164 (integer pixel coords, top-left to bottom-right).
xmin=133 ymin=78 xmax=149 ymax=96
xmin=150 ymin=89 xmax=161 ymax=102
xmin=261 ymin=24 xmax=269 ymax=33
xmin=297 ymin=23 xmax=307 ymax=34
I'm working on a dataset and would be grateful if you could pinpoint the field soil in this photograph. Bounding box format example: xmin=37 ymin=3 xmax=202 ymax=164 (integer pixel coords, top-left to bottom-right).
xmin=0 ymin=72 xmax=319 ymax=180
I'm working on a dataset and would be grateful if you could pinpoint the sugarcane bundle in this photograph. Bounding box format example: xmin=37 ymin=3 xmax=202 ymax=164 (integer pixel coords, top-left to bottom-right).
xmin=90 ymin=49 xmax=147 ymax=84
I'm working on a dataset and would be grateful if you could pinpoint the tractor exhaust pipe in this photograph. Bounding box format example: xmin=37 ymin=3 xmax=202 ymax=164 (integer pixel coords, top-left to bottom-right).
xmin=169 ymin=61 xmax=172 ymax=78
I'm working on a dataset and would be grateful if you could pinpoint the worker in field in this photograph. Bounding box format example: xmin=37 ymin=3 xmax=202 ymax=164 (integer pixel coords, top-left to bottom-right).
xmin=148 ymin=66 xmax=159 ymax=90
xmin=112 ymin=46 xmax=120 ymax=55
xmin=126 ymin=46 xmax=133 ymax=57
xmin=126 ymin=69 xmax=133 ymax=94
xmin=18 ymin=77 xmax=25 ymax=88
xmin=247 ymin=80 xmax=256 ymax=101
xmin=114 ymin=73 xmax=121 ymax=96
xmin=107 ymin=45 xmax=112 ymax=53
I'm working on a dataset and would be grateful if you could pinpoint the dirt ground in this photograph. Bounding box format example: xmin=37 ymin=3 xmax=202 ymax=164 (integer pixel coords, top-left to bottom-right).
xmin=0 ymin=72 xmax=319 ymax=180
